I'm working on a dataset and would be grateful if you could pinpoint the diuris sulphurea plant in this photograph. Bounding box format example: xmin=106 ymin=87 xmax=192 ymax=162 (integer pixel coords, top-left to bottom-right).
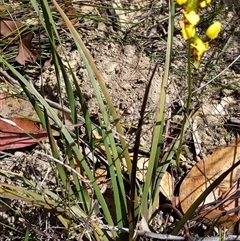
xmin=176 ymin=0 xmax=221 ymax=68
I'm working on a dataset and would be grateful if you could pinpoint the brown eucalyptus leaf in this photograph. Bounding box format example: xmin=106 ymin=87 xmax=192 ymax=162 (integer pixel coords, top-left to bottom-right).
xmin=220 ymin=181 xmax=240 ymax=216
xmin=15 ymin=32 xmax=39 ymax=65
xmin=180 ymin=138 xmax=240 ymax=214
xmin=122 ymin=152 xmax=174 ymax=201
xmin=197 ymin=181 xmax=240 ymax=228
xmin=0 ymin=4 xmax=11 ymax=11
xmin=200 ymin=209 xmax=239 ymax=229
xmin=135 ymin=155 xmax=149 ymax=182
xmin=0 ymin=117 xmax=47 ymax=150
xmin=159 ymin=171 xmax=174 ymax=201
xmin=61 ymin=0 xmax=79 ymax=28
xmin=0 ymin=18 xmax=23 ymax=36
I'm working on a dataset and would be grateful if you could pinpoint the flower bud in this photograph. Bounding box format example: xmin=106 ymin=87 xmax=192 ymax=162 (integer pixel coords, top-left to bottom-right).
xmin=206 ymin=21 xmax=221 ymax=40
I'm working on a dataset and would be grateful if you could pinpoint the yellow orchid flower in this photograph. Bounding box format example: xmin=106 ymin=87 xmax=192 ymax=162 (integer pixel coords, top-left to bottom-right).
xmin=175 ymin=0 xmax=220 ymax=67
xmin=176 ymin=0 xmax=188 ymax=5
xmin=184 ymin=10 xmax=200 ymax=26
xmin=199 ymin=0 xmax=212 ymax=8
xmin=200 ymin=1 xmax=207 ymax=8
xmin=181 ymin=21 xmax=196 ymax=40
xmin=191 ymin=37 xmax=208 ymax=56
xmin=191 ymin=37 xmax=208 ymax=67
xmin=206 ymin=21 xmax=221 ymax=40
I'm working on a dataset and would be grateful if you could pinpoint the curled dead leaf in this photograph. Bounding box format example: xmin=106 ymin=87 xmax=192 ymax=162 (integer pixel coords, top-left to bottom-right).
xmin=15 ymin=32 xmax=39 ymax=65
xmin=159 ymin=171 xmax=174 ymax=202
xmin=0 ymin=4 xmax=11 ymax=11
xmin=122 ymin=153 xmax=175 ymax=202
xmin=61 ymin=0 xmax=79 ymax=28
xmin=0 ymin=18 xmax=23 ymax=36
xmin=180 ymin=138 xmax=240 ymax=227
xmin=0 ymin=18 xmax=39 ymax=65
xmin=0 ymin=117 xmax=47 ymax=150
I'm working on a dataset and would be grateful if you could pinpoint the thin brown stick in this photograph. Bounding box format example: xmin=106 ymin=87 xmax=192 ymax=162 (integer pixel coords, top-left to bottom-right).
xmin=98 ymin=223 xmax=240 ymax=241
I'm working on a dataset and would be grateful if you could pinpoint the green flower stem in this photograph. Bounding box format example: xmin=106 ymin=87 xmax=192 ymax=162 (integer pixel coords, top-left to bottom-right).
xmin=176 ymin=41 xmax=192 ymax=172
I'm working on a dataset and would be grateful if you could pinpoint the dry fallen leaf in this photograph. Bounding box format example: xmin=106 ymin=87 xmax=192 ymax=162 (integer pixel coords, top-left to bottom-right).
xmin=159 ymin=171 xmax=174 ymax=202
xmin=221 ymin=181 xmax=240 ymax=214
xmin=180 ymin=138 xmax=240 ymax=226
xmin=0 ymin=18 xmax=39 ymax=65
xmin=200 ymin=209 xmax=239 ymax=229
xmin=122 ymin=153 xmax=175 ymax=202
xmin=0 ymin=117 xmax=47 ymax=150
xmin=197 ymin=181 xmax=240 ymax=228
xmin=69 ymin=153 xmax=109 ymax=195
xmin=93 ymin=130 xmax=174 ymax=202
xmin=0 ymin=18 xmax=23 ymax=36
xmin=15 ymin=32 xmax=39 ymax=65
xmin=0 ymin=4 xmax=11 ymax=12
xmin=61 ymin=0 xmax=79 ymax=28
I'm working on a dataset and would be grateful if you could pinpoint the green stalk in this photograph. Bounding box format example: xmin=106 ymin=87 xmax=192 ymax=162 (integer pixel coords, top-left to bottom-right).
xmin=175 ymin=41 xmax=192 ymax=173
xmin=140 ymin=0 xmax=174 ymax=217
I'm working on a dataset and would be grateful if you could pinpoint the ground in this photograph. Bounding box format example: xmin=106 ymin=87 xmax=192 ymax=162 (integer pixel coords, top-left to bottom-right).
xmin=0 ymin=0 xmax=240 ymax=239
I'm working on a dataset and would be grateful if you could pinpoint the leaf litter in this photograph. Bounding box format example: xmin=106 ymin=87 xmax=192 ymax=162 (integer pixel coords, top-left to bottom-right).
xmin=180 ymin=138 xmax=240 ymax=227
xmin=0 ymin=17 xmax=39 ymax=65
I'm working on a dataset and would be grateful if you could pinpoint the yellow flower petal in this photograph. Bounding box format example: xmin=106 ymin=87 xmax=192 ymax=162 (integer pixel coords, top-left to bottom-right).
xmin=206 ymin=21 xmax=221 ymax=40
xmin=176 ymin=0 xmax=188 ymax=5
xmin=200 ymin=1 xmax=207 ymax=8
xmin=199 ymin=0 xmax=212 ymax=8
xmin=191 ymin=37 xmax=208 ymax=52
xmin=191 ymin=37 xmax=208 ymax=66
xmin=192 ymin=48 xmax=202 ymax=61
xmin=194 ymin=59 xmax=200 ymax=68
xmin=181 ymin=22 xmax=196 ymax=40
xmin=184 ymin=11 xmax=200 ymax=26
